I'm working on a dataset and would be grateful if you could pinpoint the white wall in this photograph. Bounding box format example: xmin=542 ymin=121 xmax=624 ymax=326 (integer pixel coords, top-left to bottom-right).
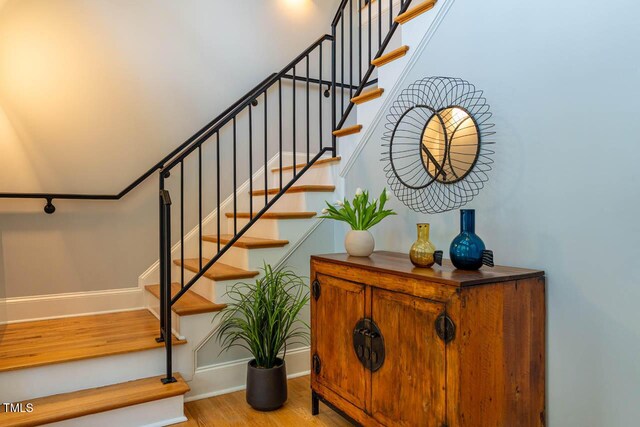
xmin=0 ymin=0 xmax=341 ymax=297
xmin=341 ymin=0 xmax=640 ymax=425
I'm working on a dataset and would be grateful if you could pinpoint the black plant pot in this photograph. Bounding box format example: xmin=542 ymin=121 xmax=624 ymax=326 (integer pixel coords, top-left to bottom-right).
xmin=246 ymin=358 xmax=287 ymax=411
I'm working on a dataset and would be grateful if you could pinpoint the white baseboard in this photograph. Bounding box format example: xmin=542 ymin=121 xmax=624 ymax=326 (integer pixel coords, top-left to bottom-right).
xmin=0 ymin=287 xmax=144 ymax=324
xmin=185 ymin=346 xmax=310 ymax=402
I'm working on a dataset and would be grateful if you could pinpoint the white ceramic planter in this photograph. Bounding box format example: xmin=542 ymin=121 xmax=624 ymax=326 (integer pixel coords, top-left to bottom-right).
xmin=344 ymin=230 xmax=375 ymax=257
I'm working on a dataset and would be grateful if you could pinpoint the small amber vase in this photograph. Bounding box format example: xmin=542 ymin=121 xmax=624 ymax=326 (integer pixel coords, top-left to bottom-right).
xmin=410 ymin=223 xmax=438 ymax=268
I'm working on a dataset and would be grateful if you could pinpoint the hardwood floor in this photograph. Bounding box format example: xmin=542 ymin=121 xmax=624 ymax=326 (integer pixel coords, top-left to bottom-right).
xmin=177 ymin=376 xmax=352 ymax=426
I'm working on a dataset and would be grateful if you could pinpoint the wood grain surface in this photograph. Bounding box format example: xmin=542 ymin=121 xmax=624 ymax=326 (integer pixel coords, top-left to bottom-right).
xmin=177 ymin=376 xmax=351 ymax=427
xmin=0 ymin=310 xmax=185 ymax=372
xmin=0 ymin=374 xmax=189 ymax=427
xmin=312 ymin=251 xmax=544 ymax=287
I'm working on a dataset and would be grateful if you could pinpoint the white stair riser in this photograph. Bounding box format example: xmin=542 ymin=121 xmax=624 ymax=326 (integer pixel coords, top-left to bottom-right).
xmin=249 ymin=192 xmax=308 ymax=212
xmin=377 ymin=53 xmax=409 ymax=89
xmin=0 ymin=349 xmax=169 ymax=402
xmin=177 ymin=266 xmax=258 ymax=305
xmin=144 ymin=294 xmax=223 ymax=350
xmin=251 ymin=190 xmax=334 ymax=213
xmin=229 ymin=216 xmax=319 ymax=241
xmin=176 ymin=268 xmax=248 ymax=305
xmin=336 ymin=133 xmax=362 ymax=165
xmin=270 ymin=163 xmax=338 ymax=188
xmin=177 ymin=269 xmax=224 ymax=302
xmin=44 ymin=395 xmax=185 ymax=427
xmin=355 ymin=92 xmax=389 ymax=129
xmin=218 ymin=244 xmax=290 ymax=270
xmin=398 ymin=1 xmax=443 ymax=48
xmin=169 ymin=262 xmax=219 ymax=300
xmin=145 ymin=291 xmax=183 ymax=338
xmin=388 ymin=18 xmax=404 ymax=50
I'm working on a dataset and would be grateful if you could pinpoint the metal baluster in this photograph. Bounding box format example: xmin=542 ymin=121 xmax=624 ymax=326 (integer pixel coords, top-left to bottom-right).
xmin=359 ymin=0 xmax=362 ymax=83
xmin=331 ymin=23 xmax=337 ymax=157
xmin=379 ymin=0 xmax=382 ymax=49
xmin=319 ymin=44 xmax=323 ymax=151
xmin=157 ymin=177 xmax=166 ymax=344
xmin=306 ymin=55 xmax=310 ymax=164
xmin=264 ymin=91 xmax=268 ymax=207
xmin=180 ymin=160 xmax=184 ymax=288
xmin=249 ymin=104 xmax=253 ymax=220
xmin=368 ymin=0 xmax=372 ymax=65
xmin=341 ymin=13 xmax=344 ymax=117
xmin=293 ymin=63 xmax=297 ymax=176
xmin=349 ymin=0 xmax=353 ymax=101
xmin=389 ymin=0 xmax=393 ymax=31
xmin=198 ymin=144 xmax=202 ymax=271
xmin=279 ymin=80 xmax=283 ymax=191
xmin=216 ymin=132 xmax=220 ymax=253
xmin=160 ymin=188 xmax=176 ymax=384
xmin=233 ymin=117 xmax=237 ymax=235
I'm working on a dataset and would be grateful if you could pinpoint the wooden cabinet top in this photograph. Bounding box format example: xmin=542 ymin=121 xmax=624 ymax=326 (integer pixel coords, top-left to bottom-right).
xmin=311 ymin=251 xmax=544 ymax=287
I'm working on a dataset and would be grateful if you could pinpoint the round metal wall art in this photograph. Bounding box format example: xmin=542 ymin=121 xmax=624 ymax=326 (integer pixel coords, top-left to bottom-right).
xmin=381 ymin=76 xmax=495 ymax=214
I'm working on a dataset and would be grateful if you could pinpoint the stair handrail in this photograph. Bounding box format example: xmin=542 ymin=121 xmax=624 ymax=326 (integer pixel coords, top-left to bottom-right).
xmin=0 ymin=72 xmax=278 ymax=213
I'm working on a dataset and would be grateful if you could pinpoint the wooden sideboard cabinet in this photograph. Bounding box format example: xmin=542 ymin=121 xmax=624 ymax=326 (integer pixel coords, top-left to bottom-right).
xmin=310 ymin=251 xmax=545 ymax=427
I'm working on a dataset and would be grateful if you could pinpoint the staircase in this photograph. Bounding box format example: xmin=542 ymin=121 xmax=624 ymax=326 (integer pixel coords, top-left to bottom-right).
xmin=0 ymin=0 xmax=445 ymax=425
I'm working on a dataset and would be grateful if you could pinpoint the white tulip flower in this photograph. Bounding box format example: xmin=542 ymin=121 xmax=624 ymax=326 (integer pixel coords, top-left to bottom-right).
xmin=355 ymin=188 xmax=363 ymax=196
xmin=321 ymin=208 xmax=329 ymax=214
xmin=334 ymin=200 xmax=344 ymax=207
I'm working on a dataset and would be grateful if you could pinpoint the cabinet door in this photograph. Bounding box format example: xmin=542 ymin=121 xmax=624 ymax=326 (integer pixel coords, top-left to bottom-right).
xmin=371 ymin=288 xmax=446 ymax=426
xmin=312 ymin=273 xmax=367 ymax=409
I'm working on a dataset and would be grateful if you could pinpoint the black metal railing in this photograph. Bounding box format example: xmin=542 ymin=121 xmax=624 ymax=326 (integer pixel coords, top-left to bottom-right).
xmin=0 ymin=0 xmax=414 ymax=384
xmin=331 ymin=0 xmax=414 ymax=142
xmin=155 ymin=35 xmax=337 ymax=383
xmin=156 ymin=0 xmax=413 ymax=384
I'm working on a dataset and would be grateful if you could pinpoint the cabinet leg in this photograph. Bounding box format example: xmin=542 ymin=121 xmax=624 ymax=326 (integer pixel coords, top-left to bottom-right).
xmin=312 ymin=391 xmax=320 ymax=416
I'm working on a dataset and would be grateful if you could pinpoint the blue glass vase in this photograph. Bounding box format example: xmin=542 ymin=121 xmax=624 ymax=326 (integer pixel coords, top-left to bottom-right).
xmin=449 ymin=209 xmax=494 ymax=270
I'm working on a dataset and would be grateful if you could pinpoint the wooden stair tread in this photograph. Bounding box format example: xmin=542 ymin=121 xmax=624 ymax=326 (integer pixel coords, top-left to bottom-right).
xmin=351 ymin=87 xmax=384 ymax=105
xmin=372 ymin=45 xmax=410 ymax=67
xmin=0 ymin=373 xmax=189 ymax=427
xmin=225 ymin=211 xmax=317 ymax=219
xmin=202 ymin=234 xmax=289 ymax=249
xmin=174 ymin=258 xmax=259 ymax=281
xmin=395 ymin=0 xmax=437 ymax=24
xmin=333 ymin=125 xmax=363 ymax=137
xmin=145 ymin=283 xmax=226 ymax=315
xmin=0 ymin=310 xmax=186 ymax=373
xmin=251 ymin=185 xmax=335 ymax=196
xmin=271 ymin=156 xmax=341 ymax=173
